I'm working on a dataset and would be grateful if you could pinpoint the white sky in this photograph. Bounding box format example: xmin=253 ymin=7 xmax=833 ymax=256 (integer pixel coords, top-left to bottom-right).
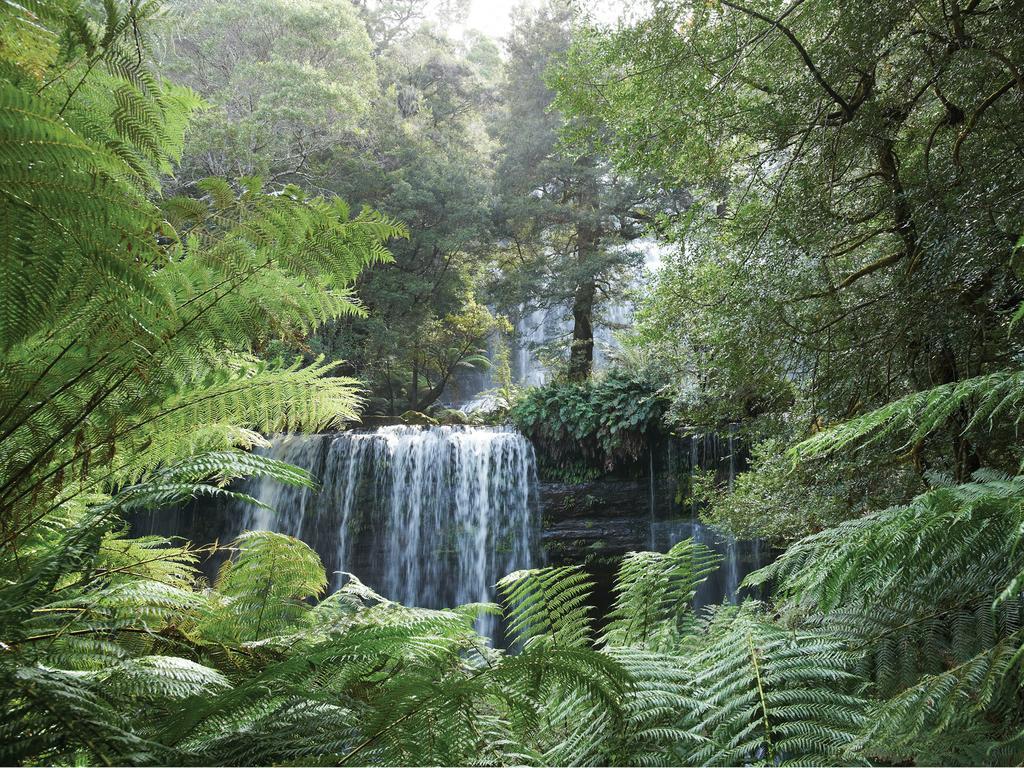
xmin=457 ymin=0 xmax=531 ymax=40
xmin=454 ymin=0 xmax=630 ymax=41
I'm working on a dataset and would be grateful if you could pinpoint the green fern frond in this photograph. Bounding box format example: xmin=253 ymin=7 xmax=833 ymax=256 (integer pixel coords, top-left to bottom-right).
xmin=685 ymin=606 xmax=866 ymax=766
xmin=791 ymin=370 xmax=1024 ymax=462
xmin=752 ymin=473 xmax=1024 ymax=613
xmin=203 ymin=531 xmax=327 ymax=643
xmin=855 ymin=630 xmax=1024 ymax=763
xmin=103 ymin=655 xmax=231 ymax=701
xmin=499 ymin=565 xmax=595 ymax=649
xmin=0 ymin=664 xmax=167 ymax=766
xmin=603 ymin=539 xmax=720 ymax=650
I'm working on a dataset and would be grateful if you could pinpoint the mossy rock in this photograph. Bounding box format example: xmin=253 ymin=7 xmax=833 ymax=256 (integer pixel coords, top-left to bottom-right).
xmin=400 ymin=410 xmax=439 ymax=426
xmin=434 ymin=408 xmax=470 ymax=425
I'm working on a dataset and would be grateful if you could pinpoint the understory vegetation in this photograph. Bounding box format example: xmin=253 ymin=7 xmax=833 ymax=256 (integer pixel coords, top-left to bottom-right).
xmin=510 ymin=371 xmax=667 ymax=482
xmin=3 ymin=0 xmax=1024 ymax=766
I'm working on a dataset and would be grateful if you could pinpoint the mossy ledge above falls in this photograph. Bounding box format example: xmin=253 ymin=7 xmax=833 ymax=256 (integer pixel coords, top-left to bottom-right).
xmin=509 ymin=371 xmax=669 ymax=484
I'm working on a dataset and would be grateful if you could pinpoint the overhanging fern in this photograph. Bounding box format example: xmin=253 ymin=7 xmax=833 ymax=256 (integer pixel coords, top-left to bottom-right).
xmin=791 ymin=369 xmax=1024 ymax=462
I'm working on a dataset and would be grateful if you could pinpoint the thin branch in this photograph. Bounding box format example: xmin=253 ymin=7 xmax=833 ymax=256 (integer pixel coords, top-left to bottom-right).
xmin=952 ymin=78 xmax=1015 ymax=166
xmin=719 ymin=0 xmax=850 ymax=116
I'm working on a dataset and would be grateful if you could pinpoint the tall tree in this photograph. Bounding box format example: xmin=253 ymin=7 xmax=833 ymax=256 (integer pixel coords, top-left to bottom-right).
xmin=321 ymin=21 xmax=507 ymax=413
xmin=353 ymin=0 xmax=469 ymax=55
xmin=158 ymin=0 xmax=506 ymax=414
xmin=492 ymin=1 xmax=679 ymax=380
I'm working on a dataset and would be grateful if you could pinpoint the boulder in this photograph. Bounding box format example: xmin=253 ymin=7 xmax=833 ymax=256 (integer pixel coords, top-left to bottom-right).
xmin=400 ymin=410 xmax=439 ymax=426
xmin=434 ymin=408 xmax=470 ymax=425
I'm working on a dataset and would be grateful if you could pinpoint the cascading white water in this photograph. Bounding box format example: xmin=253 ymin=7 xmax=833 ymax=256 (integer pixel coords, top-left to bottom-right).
xmin=513 ymin=306 xmax=562 ymax=387
xmin=659 ymin=427 xmax=763 ymax=609
xmin=724 ymin=424 xmax=741 ymax=598
xmin=510 ymin=302 xmax=633 ymax=388
xmin=239 ymin=426 xmax=539 ymax=635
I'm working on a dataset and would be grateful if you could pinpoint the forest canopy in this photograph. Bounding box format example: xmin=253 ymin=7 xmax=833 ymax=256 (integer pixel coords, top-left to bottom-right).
xmin=2 ymin=0 xmax=1024 ymax=766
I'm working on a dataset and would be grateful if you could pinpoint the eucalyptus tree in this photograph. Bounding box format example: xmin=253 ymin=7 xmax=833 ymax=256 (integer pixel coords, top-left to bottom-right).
xmin=492 ymin=0 xmax=684 ymax=380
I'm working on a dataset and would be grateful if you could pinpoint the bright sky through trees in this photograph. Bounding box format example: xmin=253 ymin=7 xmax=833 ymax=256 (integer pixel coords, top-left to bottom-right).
xmin=457 ymin=0 xmax=629 ymax=40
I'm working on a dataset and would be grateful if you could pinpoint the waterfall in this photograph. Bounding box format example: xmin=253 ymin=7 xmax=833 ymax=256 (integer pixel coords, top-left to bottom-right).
xmin=513 ymin=306 xmax=562 ymax=387
xmin=647 ymin=427 xmax=765 ymax=610
xmin=238 ymin=426 xmax=539 ymax=636
xmin=724 ymin=424 xmax=741 ymax=599
xmin=510 ymin=300 xmax=635 ymax=389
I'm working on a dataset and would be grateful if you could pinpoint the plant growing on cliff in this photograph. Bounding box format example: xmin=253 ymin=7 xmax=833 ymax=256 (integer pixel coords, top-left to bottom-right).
xmin=510 ymin=370 xmax=668 ymax=482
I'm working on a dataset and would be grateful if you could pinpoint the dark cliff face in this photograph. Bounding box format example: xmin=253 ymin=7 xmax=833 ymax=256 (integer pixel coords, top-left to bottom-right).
xmin=536 ymin=431 xmax=773 ymax=620
xmin=538 ymin=476 xmax=665 ymax=628
xmin=537 ymin=431 xmax=694 ymax=562
xmin=540 ymin=477 xmax=667 ymax=560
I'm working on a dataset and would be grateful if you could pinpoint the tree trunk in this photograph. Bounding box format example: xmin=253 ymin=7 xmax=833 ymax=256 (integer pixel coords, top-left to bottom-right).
xmin=568 ymin=278 xmax=595 ymax=380
xmin=414 ymin=377 xmax=449 ymax=413
xmin=568 ymin=162 xmax=600 ymax=381
xmin=929 ymin=338 xmax=981 ymax=482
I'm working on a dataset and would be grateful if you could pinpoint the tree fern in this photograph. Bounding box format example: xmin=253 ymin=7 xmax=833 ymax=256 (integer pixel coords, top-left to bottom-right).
xmin=855 ymin=632 xmax=1024 ymax=765
xmin=1 ymin=664 xmax=166 ymax=766
xmin=602 ymin=539 xmax=720 ymax=651
xmin=0 ymin=0 xmax=402 ymax=564
xmin=202 ymin=531 xmax=328 ymax=644
xmin=603 ymin=648 xmax=708 ymax=766
xmin=682 ymin=605 xmax=867 ymax=766
xmin=498 ymin=565 xmax=595 ymax=649
xmin=748 ymin=471 xmax=1024 ymax=762
xmin=791 ymin=369 xmax=1024 ymax=463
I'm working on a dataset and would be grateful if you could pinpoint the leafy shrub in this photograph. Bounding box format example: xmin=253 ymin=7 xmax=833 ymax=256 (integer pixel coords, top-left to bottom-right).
xmin=510 ymin=371 xmax=668 ymax=482
xmin=694 ymin=437 xmax=924 ymax=543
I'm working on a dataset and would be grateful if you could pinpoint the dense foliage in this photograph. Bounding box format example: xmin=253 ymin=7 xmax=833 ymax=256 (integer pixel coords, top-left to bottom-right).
xmin=548 ymin=0 xmax=1024 ymax=762
xmin=12 ymin=436 xmax=1024 ymax=765
xmin=4 ymin=504 xmax=875 ymax=766
xmin=510 ymin=371 xmax=667 ymax=482
xmin=6 ymin=0 xmax=1024 ymax=766
xmin=154 ymin=0 xmax=510 ymax=414
xmin=0 ymin=0 xmax=405 ymax=547
xmin=556 ymin=0 xmax=1024 ymax=532
xmin=488 ymin=4 xmax=682 ymax=380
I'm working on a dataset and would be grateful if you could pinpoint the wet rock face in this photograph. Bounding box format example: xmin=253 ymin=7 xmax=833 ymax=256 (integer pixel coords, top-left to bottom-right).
xmin=542 ymin=515 xmax=651 ymax=558
xmin=541 ymin=478 xmax=662 ymax=519
xmin=538 ymin=468 xmax=774 ymax=621
xmin=539 ymin=478 xmax=663 ymax=562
